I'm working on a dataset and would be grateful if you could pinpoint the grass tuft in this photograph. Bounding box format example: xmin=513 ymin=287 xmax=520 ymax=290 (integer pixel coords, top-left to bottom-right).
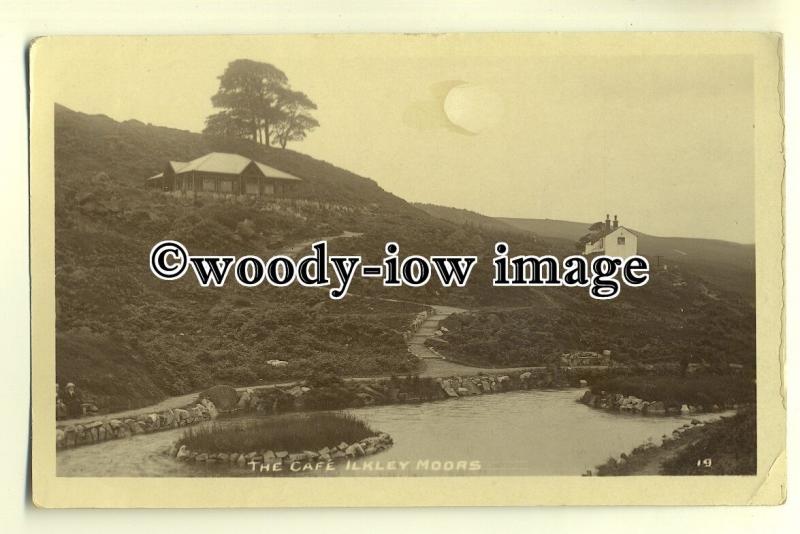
xmin=176 ymin=412 xmax=376 ymax=453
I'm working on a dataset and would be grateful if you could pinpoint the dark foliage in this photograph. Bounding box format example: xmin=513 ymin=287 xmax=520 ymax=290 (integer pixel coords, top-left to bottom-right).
xmin=177 ymin=412 xmax=375 ymax=454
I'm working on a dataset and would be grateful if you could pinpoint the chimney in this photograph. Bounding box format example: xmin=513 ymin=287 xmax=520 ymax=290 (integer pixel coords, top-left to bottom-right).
xmin=613 ymin=215 xmax=619 ymax=230
xmin=605 ymin=214 xmax=611 ymax=232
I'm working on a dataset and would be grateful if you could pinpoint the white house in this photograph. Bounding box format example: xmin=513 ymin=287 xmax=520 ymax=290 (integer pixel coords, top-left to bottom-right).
xmin=584 ymin=214 xmax=638 ymax=257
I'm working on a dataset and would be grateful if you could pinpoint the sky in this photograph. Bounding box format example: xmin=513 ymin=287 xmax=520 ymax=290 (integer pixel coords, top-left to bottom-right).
xmin=45 ymin=35 xmax=755 ymax=243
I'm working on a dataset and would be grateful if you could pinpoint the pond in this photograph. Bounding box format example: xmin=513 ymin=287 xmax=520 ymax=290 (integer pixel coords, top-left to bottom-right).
xmin=56 ymin=389 xmax=727 ymax=477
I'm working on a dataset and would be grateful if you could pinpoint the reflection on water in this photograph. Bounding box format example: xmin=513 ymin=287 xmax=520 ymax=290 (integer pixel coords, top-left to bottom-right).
xmin=57 ymin=389 xmax=727 ymax=477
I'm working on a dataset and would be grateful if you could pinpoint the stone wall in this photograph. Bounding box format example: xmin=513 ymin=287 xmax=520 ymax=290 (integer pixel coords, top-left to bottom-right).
xmin=579 ymin=390 xmax=737 ymax=416
xmin=56 ymin=398 xmax=219 ymax=450
xmin=56 ymin=368 xmax=612 ymax=450
xmin=166 ymin=432 xmax=394 ymax=469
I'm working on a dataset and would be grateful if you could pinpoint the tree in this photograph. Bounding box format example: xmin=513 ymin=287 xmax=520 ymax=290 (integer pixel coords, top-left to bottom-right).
xmin=203 ymin=110 xmax=251 ymax=139
xmin=204 ymin=59 xmax=319 ymax=148
xmin=271 ymin=88 xmax=320 ymax=148
xmin=575 ymin=221 xmax=604 ymax=251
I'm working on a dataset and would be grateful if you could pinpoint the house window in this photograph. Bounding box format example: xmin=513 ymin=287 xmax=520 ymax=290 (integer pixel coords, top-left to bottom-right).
xmin=202 ymin=177 xmax=216 ymax=192
xmin=245 ymin=178 xmax=259 ymax=195
xmin=617 ymin=236 xmax=626 ymax=245
xmin=219 ymin=180 xmax=232 ymax=193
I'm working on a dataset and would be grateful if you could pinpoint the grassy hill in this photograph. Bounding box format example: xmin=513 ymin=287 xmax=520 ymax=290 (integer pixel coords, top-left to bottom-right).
xmin=499 ymin=217 xmax=592 ymax=242
xmin=500 ymin=217 xmax=755 ymax=298
xmin=500 ymin=217 xmax=754 ymax=270
xmin=54 ymin=105 xmax=757 ymax=410
xmin=413 ymin=203 xmax=530 ymax=236
xmin=54 ymin=105 xmax=548 ymax=409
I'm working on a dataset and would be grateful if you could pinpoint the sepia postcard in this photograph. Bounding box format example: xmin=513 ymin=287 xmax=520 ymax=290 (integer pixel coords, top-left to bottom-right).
xmin=30 ymin=33 xmax=785 ymax=507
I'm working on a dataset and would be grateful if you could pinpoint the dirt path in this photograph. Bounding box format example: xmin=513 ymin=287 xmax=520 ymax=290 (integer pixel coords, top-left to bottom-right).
xmin=278 ymin=230 xmax=363 ymax=258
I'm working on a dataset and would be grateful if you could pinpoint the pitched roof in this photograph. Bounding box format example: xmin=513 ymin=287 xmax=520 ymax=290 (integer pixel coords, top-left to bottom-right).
xmin=588 ymin=226 xmax=636 ymax=246
xmin=173 ymin=152 xmax=301 ymax=181
xmin=253 ymin=161 xmax=302 ymax=181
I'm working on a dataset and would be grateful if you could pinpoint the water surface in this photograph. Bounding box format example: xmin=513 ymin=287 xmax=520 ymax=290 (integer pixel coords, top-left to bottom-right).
xmin=57 ymin=389 xmax=726 ymax=477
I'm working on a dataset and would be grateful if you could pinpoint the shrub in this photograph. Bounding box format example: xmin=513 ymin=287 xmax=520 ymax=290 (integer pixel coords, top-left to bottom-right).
xmin=661 ymin=410 xmax=756 ymax=475
xmin=200 ymin=384 xmax=239 ymax=411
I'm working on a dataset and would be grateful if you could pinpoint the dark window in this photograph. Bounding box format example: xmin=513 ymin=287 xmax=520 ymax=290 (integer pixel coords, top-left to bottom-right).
xmin=617 ymin=236 xmax=626 ymax=245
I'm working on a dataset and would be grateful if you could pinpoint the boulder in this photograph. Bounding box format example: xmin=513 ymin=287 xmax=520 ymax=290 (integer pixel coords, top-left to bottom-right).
xmin=64 ymin=426 xmax=77 ymax=447
xmin=176 ymin=445 xmax=190 ymax=461
xmin=162 ymin=409 xmax=176 ymax=427
xmin=286 ymin=386 xmax=305 ymax=398
xmin=579 ymin=379 xmax=589 ymax=387
xmin=444 ymin=387 xmax=458 ymax=398
xmin=237 ymin=390 xmax=253 ymax=410
xmin=647 ymin=401 xmax=666 ymax=415
xmin=174 ymin=408 xmax=189 ymax=422
xmin=337 ymin=442 xmax=348 ymax=451
xmin=361 ymin=436 xmax=384 ymax=447
xmin=236 ymin=454 xmax=246 ymax=466
xmin=345 ymin=443 xmax=365 ymax=457
xmin=276 ymin=451 xmax=289 ymax=459
xmin=519 ymin=372 xmax=532 ymax=381
xmin=680 ymin=404 xmax=690 ymax=415
xmin=203 ymin=400 xmax=219 ymax=419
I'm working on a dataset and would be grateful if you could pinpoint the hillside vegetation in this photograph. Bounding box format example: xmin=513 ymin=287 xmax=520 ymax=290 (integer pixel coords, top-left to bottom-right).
xmin=500 ymin=217 xmax=755 ymax=298
xmin=54 ymin=105 xmax=546 ymax=409
xmin=413 ymin=203 xmax=529 ymax=235
xmin=55 ymin=104 xmax=757 ymax=410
